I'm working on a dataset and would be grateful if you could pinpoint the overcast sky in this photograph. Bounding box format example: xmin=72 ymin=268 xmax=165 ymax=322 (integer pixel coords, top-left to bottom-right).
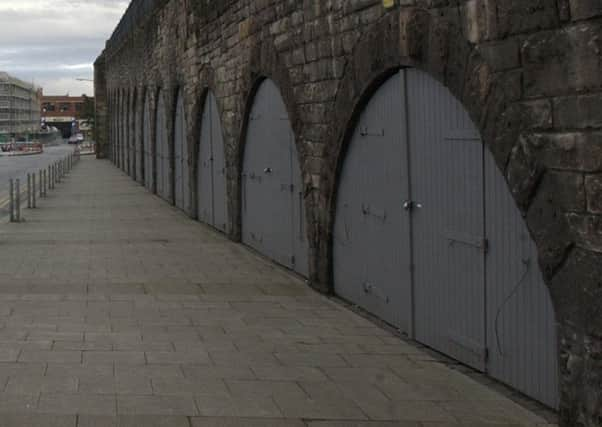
xmin=0 ymin=0 xmax=129 ymax=96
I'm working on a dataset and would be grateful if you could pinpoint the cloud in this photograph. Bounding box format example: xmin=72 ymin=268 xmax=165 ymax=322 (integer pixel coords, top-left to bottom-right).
xmin=0 ymin=0 xmax=128 ymax=95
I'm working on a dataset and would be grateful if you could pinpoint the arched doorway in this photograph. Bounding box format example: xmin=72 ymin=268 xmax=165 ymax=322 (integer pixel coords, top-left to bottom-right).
xmin=174 ymin=90 xmax=189 ymax=212
xmin=333 ymin=69 xmax=558 ymax=408
xmin=123 ymin=91 xmax=130 ymax=175
xmin=129 ymin=90 xmax=136 ymax=180
xmin=134 ymin=90 xmax=143 ymax=184
xmin=197 ymin=91 xmax=227 ymax=232
xmin=155 ymin=90 xmax=170 ymax=202
xmin=242 ymin=79 xmax=308 ymax=277
xmin=143 ymin=92 xmax=153 ymax=192
xmin=117 ymin=92 xmax=123 ymax=169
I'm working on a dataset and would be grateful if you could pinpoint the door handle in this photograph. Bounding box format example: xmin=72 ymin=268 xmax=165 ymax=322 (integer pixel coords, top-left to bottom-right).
xmin=264 ymin=167 xmax=273 ymax=174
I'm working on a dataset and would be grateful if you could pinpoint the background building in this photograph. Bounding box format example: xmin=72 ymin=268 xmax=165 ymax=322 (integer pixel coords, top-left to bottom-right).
xmin=41 ymin=95 xmax=94 ymax=139
xmin=0 ymin=71 xmax=41 ymax=142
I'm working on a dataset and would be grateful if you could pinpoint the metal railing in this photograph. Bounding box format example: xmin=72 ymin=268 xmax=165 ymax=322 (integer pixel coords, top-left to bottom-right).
xmin=7 ymin=152 xmax=81 ymax=223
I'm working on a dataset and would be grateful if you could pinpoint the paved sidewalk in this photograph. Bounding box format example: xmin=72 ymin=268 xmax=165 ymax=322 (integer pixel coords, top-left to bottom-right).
xmin=0 ymin=158 xmax=557 ymax=426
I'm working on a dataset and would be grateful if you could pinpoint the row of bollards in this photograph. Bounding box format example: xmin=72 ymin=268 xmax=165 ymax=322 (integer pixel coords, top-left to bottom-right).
xmin=8 ymin=152 xmax=80 ymax=223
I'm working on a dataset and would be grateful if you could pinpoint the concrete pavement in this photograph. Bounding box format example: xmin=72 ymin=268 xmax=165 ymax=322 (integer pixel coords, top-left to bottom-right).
xmin=0 ymin=157 xmax=557 ymax=426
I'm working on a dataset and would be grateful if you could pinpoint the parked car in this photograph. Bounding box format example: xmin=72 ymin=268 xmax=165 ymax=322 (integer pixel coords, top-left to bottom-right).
xmin=68 ymin=133 xmax=84 ymax=144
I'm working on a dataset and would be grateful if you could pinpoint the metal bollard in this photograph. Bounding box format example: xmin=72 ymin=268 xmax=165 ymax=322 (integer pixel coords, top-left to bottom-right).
xmin=39 ymin=170 xmax=43 ymax=198
xmin=27 ymin=174 xmax=31 ymax=209
xmin=15 ymin=179 xmax=21 ymax=222
xmin=9 ymin=178 xmax=14 ymax=222
xmin=32 ymin=174 xmax=36 ymax=209
xmin=43 ymin=170 xmax=47 ymax=197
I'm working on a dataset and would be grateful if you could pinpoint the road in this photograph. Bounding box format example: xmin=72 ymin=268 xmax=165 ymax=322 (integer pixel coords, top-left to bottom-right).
xmin=0 ymin=143 xmax=75 ymax=216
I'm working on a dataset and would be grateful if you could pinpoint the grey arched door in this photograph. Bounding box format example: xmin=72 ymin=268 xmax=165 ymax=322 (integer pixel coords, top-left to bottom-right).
xmin=174 ymin=91 xmax=188 ymax=212
xmin=333 ymin=69 xmax=558 ymax=408
xmin=242 ymin=79 xmax=308 ymax=277
xmin=198 ymin=91 xmax=227 ymax=232
xmin=118 ymin=94 xmax=123 ymax=169
xmin=155 ymin=91 xmax=170 ymax=202
xmin=134 ymin=93 xmax=143 ymax=184
xmin=143 ymin=92 xmax=153 ymax=192
xmin=129 ymin=94 xmax=136 ymax=179
xmin=123 ymin=93 xmax=130 ymax=175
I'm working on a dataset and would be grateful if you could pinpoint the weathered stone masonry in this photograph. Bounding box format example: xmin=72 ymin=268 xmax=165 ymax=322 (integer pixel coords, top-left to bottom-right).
xmin=95 ymin=1 xmax=602 ymax=424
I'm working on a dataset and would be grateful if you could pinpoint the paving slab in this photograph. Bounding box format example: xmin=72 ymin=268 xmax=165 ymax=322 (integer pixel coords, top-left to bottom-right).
xmin=0 ymin=158 xmax=557 ymax=425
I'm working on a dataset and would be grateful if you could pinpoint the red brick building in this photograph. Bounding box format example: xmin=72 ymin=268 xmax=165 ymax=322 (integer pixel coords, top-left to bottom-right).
xmin=41 ymin=95 xmax=85 ymax=119
xmin=41 ymin=95 xmax=93 ymax=138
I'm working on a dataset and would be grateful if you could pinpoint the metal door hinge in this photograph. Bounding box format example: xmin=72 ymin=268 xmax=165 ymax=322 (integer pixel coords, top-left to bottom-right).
xmin=359 ymin=127 xmax=385 ymax=137
xmin=361 ymin=204 xmax=387 ymax=222
xmin=445 ymin=230 xmax=488 ymax=254
xmin=363 ymin=282 xmax=390 ymax=304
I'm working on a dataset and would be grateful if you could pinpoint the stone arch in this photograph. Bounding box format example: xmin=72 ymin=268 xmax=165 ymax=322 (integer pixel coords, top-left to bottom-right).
xmin=319 ymin=8 xmax=566 ymax=418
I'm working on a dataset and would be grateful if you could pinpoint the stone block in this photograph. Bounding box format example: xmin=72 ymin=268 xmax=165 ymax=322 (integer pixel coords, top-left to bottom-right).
xmin=496 ymin=0 xmax=559 ymax=36
xmin=523 ymin=23 xmax=602 ymax=97
xmin=191 ymin=418 xmax=304 ymax=427
xmin=554 ymin=93 xmax=602 ymax=129
xmin=37 ymin=393 xmax=117 ymax=415
xmin=117 ymin=395 xmax=198 ymax=416
xmin=83 ymin=351 xmax=146 ymax=365
xmin=0 ymin=415 xmax=76 ymax=427
xmin=521 ymin=132 xmax=602 ymax=172
xmin=527 ymin=171 xmax=585 ymax=277
xmin=461 ymin=0 xmax=498 ymax=42
xmin=567 ymin=213 xmax=602 ymax=252
xmin=6 ymin=375 xmax=77 ymax=394
xmin=477 ymin=39 xmax=520 ymax=71
xmin=570 ymin=0 xmax=602 ymax=20
xmin=195 ymin=394 xmax=283 ymax=418
xmin=399 ymin=7 xmax=430 ymax=58
xmin=585 ymin=174 xmax=602 ymax=214
xmin=78 ymin=416 xmax=190 ymax=427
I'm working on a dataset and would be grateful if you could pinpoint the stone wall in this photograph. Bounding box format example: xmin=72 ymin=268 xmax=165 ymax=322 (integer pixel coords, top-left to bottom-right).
xmin=95 ymin=1 xmax=602 ymax=424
